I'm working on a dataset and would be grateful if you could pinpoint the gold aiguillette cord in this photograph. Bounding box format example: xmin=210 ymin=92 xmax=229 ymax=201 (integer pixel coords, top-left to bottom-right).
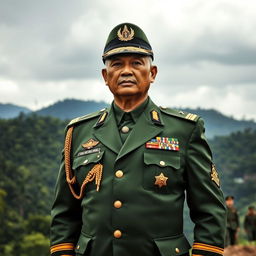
xmin=64 ymin=126 xmax=103 ymax=199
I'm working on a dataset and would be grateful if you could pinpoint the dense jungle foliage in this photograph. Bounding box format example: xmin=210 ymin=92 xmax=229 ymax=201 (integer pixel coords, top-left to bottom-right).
xmin=0 ymin=114 xmax=255 ymax=255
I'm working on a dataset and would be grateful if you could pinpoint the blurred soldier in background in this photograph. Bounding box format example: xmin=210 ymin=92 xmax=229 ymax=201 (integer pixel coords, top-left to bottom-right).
xmin=225 ymin=195 xmax=240 ymax=246
xmin=244 ymin=206 xmax=256 ymax=242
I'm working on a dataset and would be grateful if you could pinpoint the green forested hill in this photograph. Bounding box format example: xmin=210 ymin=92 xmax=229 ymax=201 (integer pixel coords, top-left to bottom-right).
xmin=0 ymin=115 xmax=255 ymax=255
xmin=0 ymin=103 xmax=31 ymax=119
xmin=210 ymin=128 xmax=256 ymax=208
xmin=0 ymin=114 xmax=65 ymax=256
xmin=35 ymin=99 xmax=108 ymax=120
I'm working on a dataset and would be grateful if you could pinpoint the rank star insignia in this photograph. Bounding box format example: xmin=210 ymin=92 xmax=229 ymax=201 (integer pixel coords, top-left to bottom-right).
xmin=82 ymin=139 xmax=99 ymax=149
xmin=211 ymin=164 xmax=220 ymax=187
xmin=155 ymin=172 xmax=168 ymax=188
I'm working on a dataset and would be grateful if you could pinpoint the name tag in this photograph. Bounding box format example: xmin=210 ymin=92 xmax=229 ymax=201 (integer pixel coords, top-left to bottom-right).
xmin=77 ymin=148 xmax=100 ymax=157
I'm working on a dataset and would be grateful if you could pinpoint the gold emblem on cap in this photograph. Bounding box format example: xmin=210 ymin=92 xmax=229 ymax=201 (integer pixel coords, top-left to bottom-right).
xmin=211 ymin=163 xmax=220 ymax=187
xmin=82 ymin=138 xmax=99 ymax=149
xmin=155 ymin=172 xmax=168 ymax=188
xmin=117 ymin=25 xmax=135 ymax=41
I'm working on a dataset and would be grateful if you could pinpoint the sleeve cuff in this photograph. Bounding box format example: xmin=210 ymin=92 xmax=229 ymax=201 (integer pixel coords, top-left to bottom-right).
xmin=50 ymin=243 xmax=75 ymax=256
xmin=192 ymin=242 xmax=224 ymax=256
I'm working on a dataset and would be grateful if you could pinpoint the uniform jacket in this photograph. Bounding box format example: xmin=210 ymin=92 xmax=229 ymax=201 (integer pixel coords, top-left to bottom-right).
xmin=50 ymin=98 xmax=226 ymax=256
xmin=226 ymin=207 xmax=239 ymax=230
xmin=244 ymin=214 xmax=256 ymax=231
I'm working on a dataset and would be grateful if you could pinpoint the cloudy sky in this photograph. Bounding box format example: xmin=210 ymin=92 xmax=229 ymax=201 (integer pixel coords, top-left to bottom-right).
xmin=1 ymin=0 xmax=256 ymax=120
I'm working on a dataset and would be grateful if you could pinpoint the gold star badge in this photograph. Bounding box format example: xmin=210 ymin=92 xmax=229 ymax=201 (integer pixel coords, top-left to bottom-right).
xmin=155 ymin=172 xmax=168 ymax=188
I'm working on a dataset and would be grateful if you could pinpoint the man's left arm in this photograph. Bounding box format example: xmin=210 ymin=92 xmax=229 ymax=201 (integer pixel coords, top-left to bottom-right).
xmin=185 ymin=118 xmax=227 ymax=256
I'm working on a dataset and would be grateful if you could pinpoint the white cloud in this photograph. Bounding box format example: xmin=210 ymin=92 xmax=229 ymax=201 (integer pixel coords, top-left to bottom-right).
xmin=150 ymin=83 xmax=256 ymax=120
xmin=0 ymin=0 xmax=256 ymax=121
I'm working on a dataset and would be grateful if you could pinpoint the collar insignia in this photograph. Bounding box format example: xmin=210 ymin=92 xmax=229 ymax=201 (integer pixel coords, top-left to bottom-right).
xmin=146 ymin=137 xmax=179 ymax=151
xmin=94 ymin=111 xmax=108 ymax=128
xmin=155 ymin=172 xmax=168 ymax=188
xmin=82 ymin=139 xmax=99 ymax=149
xmin=150 ymin=110 xmax=162 ymax=125
xmin=117 ymin=25 xmax=135 ymax=41
xmin=211 ymin=164 xmax=220 ymax=187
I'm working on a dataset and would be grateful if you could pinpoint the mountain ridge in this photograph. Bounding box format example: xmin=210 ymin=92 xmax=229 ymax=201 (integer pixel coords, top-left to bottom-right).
xmin=0 ymin=99 xmax=255 ymax=138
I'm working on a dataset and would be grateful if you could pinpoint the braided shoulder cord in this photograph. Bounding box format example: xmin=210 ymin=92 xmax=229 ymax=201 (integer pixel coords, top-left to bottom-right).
xmin=64 ymin=126 xmax=103 ymax=200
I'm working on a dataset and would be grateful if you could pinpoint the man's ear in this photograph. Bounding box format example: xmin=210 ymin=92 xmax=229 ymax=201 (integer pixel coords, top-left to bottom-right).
xmin=102 ymin=68 xmax=108 ymax=85
xmin=150 ymin=65 xmax=158 ymax=83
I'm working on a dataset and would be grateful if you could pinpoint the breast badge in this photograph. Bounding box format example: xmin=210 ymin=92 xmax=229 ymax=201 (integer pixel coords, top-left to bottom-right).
xmin=82 ymin=139 xmax=99 ymax=149
xmin=146 ymin=137 xmax=179 ymax=151
xmin=155 ymin=173 xmax=168 ymax=188
xmin=211 ymin=164 xmax=220 ymax=187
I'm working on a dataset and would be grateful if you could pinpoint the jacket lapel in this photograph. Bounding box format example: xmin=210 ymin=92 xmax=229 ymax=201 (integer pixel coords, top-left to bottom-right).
xmin=116 ymin=100 xmax=164 ymax=161
xmin=93 ymin=107 xmax=122 ymax=155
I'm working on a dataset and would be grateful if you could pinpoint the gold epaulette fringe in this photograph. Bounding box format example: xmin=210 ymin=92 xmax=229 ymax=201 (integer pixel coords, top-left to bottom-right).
xmin=64 ymin=126 xmax=103 ymax=199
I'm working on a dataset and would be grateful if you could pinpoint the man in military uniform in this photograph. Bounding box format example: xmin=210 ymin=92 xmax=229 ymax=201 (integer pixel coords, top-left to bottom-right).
xmin=244 ymin=206 xmax=256 ymax=242
xmin=50 ymin=23 xmax=226 ymax=256
xmin=225 ymin=195 xmax=239 ymax=246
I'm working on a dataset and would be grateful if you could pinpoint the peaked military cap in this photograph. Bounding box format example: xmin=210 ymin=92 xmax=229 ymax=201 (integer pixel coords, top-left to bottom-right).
xmin=102 ymin=22 xmax=154 ymax=62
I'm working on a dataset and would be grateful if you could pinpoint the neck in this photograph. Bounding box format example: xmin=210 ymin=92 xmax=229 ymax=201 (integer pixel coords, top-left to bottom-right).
xmin=114 ymin=95 xmax=148 ymax=112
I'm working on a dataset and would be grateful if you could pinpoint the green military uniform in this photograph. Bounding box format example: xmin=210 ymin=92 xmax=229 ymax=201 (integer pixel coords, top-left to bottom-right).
xmin=226 ymin=205 xmax=239 ymax=245
xmin=50 ymin=23 xmax=226 ymax=256
xmin=244 ymin=209 xmax=256 ymax=241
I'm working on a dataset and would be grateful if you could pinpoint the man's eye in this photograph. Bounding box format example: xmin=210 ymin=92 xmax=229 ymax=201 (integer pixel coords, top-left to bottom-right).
xmin=133 ymin=61 xmax=142 ymax=65
xmin=111 ymin=62 xmax=121 ymax=67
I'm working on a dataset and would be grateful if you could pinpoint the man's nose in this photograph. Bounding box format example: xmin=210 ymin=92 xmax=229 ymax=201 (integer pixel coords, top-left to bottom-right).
xmin=120 ymin=64 xmax=133 ymax=76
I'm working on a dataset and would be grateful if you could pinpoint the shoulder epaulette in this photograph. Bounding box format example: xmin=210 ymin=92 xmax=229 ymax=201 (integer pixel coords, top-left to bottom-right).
xmin=159 ymin=106 xmax=200 ymax=122
xmin=67 ymin=108 xmax=108 ymax=128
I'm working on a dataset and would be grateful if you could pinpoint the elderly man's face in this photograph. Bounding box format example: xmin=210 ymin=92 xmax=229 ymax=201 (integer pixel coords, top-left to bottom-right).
xmin=102 ymin=54 xmax=157 ymax=100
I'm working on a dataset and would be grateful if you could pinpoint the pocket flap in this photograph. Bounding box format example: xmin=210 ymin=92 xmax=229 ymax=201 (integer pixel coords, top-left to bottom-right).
xmin=75 ymin=233 xmax=92 ymax=254
xmin=144 ymin=152 xmax=180 ymax=169
xmin=154 ymin=234 xmax=191 ymax=256
xmin=72 ymin=150 xmax=104 ymax=169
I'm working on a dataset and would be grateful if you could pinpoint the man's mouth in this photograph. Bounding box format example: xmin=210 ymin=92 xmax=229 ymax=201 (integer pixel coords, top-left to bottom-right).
xmin=118 ymin=80 xmax=136 ymax=86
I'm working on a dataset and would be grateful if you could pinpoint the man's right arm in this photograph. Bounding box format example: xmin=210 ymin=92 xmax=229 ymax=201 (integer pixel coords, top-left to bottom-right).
xmin=50 ymin=157 xmax=82 ymax=256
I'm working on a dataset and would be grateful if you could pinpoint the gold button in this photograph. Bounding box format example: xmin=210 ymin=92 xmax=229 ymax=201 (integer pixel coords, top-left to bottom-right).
xmin=76 ymin=245 xmax=80 ymax=249
xmin=121 ymin=126 xmax=129 ymax=133
xmin=160 ymin=161 xmax=166 ymax=166
xmin=175 ymin=247 xmax=180 ymax=253
xmin=113 ymin=230 xmax=122 ymax=238
xmin=114 ymin=200 xmax=122 ymax=208
xmin=115 ymin=170 xmax=124 ymax=178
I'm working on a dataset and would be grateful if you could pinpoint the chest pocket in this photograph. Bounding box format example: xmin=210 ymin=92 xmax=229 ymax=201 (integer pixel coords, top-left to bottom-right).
xmin=72 ymin=150 xmax=104 ymax=192
xmin=143 ymin=151 xmax=183 ymax=193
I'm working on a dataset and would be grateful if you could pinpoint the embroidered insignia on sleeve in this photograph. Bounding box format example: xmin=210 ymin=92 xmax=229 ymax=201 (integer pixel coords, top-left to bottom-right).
xmin=146 ymin=137 xmax=179 ymax=151
xmin=82 ymin=139 xmax=99 ymax=149
xmin=211 ymin=164 xmax=220 ymax=187
xmin=117 ymin=25 xmax=135 ymax=41
xmin=155 ymin=173 xmax=168 ymax=188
